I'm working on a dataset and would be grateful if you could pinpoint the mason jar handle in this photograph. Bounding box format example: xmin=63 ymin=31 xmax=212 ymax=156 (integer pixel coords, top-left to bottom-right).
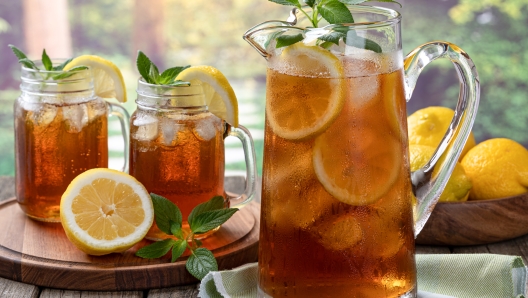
xmin=404 ymin=41 xmax=480 ymax=237
xmin=224 ymin=124 xmax=257 ymax=208
xmin=107 ymin=102 xmax=130 ymax=173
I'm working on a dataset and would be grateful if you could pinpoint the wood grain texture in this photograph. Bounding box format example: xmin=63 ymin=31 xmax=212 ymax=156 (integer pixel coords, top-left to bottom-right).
xmin=0 ymin=277 xmax=39 ymax=298
xmin=148 ymin=284 xmax=199 ymax=298
xmin=0 ymin=197 xmax=260 ymax=291
xmin=416 ymin=193 xmax=528 ymax=246
xmin=40 ymin=289 xmax=143 ymax=298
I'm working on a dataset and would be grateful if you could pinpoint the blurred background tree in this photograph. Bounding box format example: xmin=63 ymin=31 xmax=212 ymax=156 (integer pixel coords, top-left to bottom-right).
xmin=0 ymin=0 xmax=527 ymax=176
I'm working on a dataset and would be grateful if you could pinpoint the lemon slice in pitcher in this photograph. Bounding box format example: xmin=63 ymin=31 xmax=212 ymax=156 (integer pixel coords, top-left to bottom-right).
xmin=64 ymin=55 xmax=127 ymax=102
xmin=265 ymin=43 xmax=346 ymax=140
xmin=176 ymin=66 xmax=239 ymax=127
xmin=60 ymin=168 xmax=154 ymax=256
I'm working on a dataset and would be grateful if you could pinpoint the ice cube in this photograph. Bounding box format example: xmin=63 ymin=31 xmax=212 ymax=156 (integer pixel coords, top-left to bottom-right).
xmin=160 ymin=117 xmax=183 ymax=146
xmin=29 ymin=104 xmax=58 ymax=127
xmin=62 ymin=104 xmax=88 ymax=133
xmin=86 ymin=99 xmax=107 ymax=123
xmin=193 ymin=115 xmax=221 ymax=141
xmin=348 ymin=75 xmax=380 ymax=108
xmin=133 ymin=113 xmax=159 ymax=141
xmin=310 ymin=212 xmax=363 ymax=251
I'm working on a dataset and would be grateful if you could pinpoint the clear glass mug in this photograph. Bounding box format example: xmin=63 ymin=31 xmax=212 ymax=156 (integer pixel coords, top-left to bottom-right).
xmin=14 ymin=62 xmax=130 ymax=222
xmin=128 ymin=79 xmax=257 ymax=240
xmin=244 ymin=5 xmax=479 ymax=298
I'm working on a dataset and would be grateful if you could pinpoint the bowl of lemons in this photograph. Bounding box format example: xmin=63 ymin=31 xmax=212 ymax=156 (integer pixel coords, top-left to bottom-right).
xmin=408 ymin=107 xmax=528 ymax=246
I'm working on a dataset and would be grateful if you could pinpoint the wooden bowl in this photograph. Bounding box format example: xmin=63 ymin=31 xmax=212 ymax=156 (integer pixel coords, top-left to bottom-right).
xmin=415 ymin=192 xmax=528 ymax=246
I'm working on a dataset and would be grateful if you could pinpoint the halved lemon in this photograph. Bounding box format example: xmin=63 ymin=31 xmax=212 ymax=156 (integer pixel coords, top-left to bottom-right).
xmin=60 ymin=168 xmax=154 ymax=256
xmin=64 ymin=55 xmax=127 ymax=102
xmin=265 ymin=43 xmax=345 ymax=140
xmin=312 ymin=113 xmax=402 ymax=206
xmin=176 ymin=66 xmax=239 ymax=127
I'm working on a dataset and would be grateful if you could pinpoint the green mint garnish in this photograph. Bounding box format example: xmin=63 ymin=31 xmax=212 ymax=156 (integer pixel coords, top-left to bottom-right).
xmin=269 ymin=0 xmax=401 ymax=52
xmin=136 ymin=50 xmax=190 ymax=85
xmin=8 ymin=44 xmax=86 ymax=79
xmin=135 ymin=195 xmax=238 ymax=280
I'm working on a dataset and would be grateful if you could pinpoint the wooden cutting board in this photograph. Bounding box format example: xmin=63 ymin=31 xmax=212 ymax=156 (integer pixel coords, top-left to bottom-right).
xmin=0 ymin=198 xmax=260 ymax=291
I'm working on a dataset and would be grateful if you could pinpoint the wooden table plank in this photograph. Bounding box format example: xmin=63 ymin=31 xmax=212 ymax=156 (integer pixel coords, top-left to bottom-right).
xmin=0 ymin=277 xmax=39 ymax=298
xmin=148 ymin=284 xmax=199 ymax=298
xmin=40 ymin=289 xmax=144 ymax=298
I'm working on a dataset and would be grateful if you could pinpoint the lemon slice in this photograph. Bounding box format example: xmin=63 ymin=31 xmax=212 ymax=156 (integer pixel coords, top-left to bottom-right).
xmin=60 ymin=168 xmax=154 ymax=256
xmin=176 ymin=66 xmax=239 ymax=127
xmin=266 ymin=43 xmax=345 ymax=140
xmin=64 ymin=55 xmax=127 ymax=102
xmin=312 ymin=114 xmax=402 ymax=206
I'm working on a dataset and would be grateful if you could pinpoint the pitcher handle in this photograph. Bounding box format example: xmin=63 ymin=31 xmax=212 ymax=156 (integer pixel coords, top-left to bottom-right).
xmin=107 ymin=102 xmax=130 ymax=173
xmin=224 ymin=124 xmax=257 ymax=208
xmin=404 ymin=41 xmax=480 ymax=237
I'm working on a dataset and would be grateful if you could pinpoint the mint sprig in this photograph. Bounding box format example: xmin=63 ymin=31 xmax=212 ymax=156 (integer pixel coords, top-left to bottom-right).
xmin=135 ymin=195 xmax=238 ymax=280
xmin=269 ymin=0 xmax=401 ymax=52
xmin=136 ymin=51 xmax=190 ymax=86
xmin=8 ymin=44 xmax=85 ymax=79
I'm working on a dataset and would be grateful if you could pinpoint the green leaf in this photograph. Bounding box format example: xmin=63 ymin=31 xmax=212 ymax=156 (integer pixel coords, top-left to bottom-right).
xmin=269 ymin=0 xmax=301 ymax=7
xmin=52 ymin=58 xmax=73 ymax=71
xmin=187 ymin=196 xmax=225 ymax=226
xmin=8 ymin=44 xmax=28 ymax=61
xmin=167 ymin=80 xmax=191 ymax=86
xmin=135 ymin=239 xmax=176 ymax=259
xmin=190 ymin=208 xmax=238 ymax=234
xmin=150 ymin=193 xmax=183 ymax=235
xmin=17 ymin=58 xmax=38 ymax=70
xmin=319 ymin=0 xmax=354 ymax=24
xmin=52 ymin=66 xmax=89 ymax=80
xmin=276 ymin=33 xmax=304 ymax=48
xmin=136 ymin=50 xmax=155 ymax=84
xmin=265 ymin=30 xmax=285 ymax=50
xmin=170 ymin=220 xmax=184 ymax=239
xmin=159 ymin=65 xmax=190 ymax=84
xmin=318 ymin=31 xmax=347 ymax=45
xmin=41 ymin=49 xmax=52 ymax=71
xmin=345 ymin=34 xmax=382 ymax=53
xmin=186 ymin=248 xmax=218 ymax=280
xmin=171 ymin=239 xmax=188 ymax=263
xmin=149 ymin=63 xmax=160 ymax=84
xmin=304 ymin=0 xmax=316 ymax=7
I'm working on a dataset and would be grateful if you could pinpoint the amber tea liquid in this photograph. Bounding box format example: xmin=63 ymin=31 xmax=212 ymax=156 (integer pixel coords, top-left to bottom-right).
xmin=129 ymin=109 xmax=225 ymax=239
xmin=15 ymin=99 xmax=108 ymax=221
xmin=259 ymin=54 xmax=416 ymax=297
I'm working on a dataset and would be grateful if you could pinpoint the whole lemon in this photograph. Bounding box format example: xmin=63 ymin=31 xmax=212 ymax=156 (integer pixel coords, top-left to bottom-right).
xmin=408 ymin=106 xmax=476 ymax=160
xmin=461 ymin=138 xmax=528 ymax=200
xmin=409 ymin=144 xmax=472 ymax=202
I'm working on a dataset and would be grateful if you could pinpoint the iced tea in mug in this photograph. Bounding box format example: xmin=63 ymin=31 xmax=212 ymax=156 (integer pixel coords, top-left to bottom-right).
xmin=129 ymin=80 xmax=257 ymax=240
xmin=15 ymin=63 xmax=129 ymax=222
xmin=244 ymin=5 xmax=479 ymax=298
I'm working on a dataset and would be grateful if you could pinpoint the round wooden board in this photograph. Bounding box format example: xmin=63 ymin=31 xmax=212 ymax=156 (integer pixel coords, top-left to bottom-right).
xmin=416 ymin=193 xmax=528 ymax=246
xmin=0 ymin=198 xmax=260 ymax=291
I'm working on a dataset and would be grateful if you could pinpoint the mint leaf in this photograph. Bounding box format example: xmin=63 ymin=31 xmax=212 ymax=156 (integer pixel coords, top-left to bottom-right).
xmin=136 ymin=51 xmax=154 ymax=84
xmin=170 ymin=220 xmax=184 ymax=239
xmin=346 ymin=33 xmax=382 ymax=53
xmin=187 ymin=196 xmax=225 ymax=225
xmin=304 ymin=0 xmax=316 ymax=7
xmin=276 ymin=33 xmax=304 ymax=48
xmin=52 ymin=58 xmax=73 ymax=71
xmin=318 ymin=31 xmax=347 ymax=45
xmin=186 ymin=248 xmax=218 ymax=280
xmin=171 ymin=239 xmax=188 ymax=263
xmin=269 ymin=0 xmax=301 ymax=7
xmin=149 ymin=63 xmax=160 ymax=84
xmin=168 ymin=80 xmax=191 ymax=86
xmin=18 ymin=58 xmax=38 ymax=70
xmin=319 ymin=0 xmax=354 ymax=24
xmin=159 ymin=66 xmax=190 ymax=84
xmin=190 ymin=208 xmax=238 ymax=234
xmin=42 ymin=49 xmax=52 ymax=71
xmin=135 ymin=239 xmax=176 ymax=259
xmin=150 ymin=193 xmax=183 ymax=235
xmin=8 ymin=44 xmax=28 ymax=61
xmin=265 ymin=31 xmax=285 ymax=49
xmin=52 ymin=66 xmax=89 ymax=80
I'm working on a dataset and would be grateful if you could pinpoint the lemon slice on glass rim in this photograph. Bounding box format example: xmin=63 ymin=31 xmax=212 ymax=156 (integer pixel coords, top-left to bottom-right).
xmin=176 ymin=65 xmax=239 ymax=127
xmin=60 ymin=168 xmax=154 ymax=256
xmin=63 ymin=55 xmax=127 ymax=102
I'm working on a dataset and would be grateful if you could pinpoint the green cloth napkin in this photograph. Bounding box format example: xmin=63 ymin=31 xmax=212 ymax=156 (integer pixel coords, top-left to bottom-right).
xmin=198 ymin=254 xmax=527 ymax=298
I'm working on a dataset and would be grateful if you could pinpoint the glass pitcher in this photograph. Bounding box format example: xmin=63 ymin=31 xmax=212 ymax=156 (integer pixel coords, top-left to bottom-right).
xmin=129 ymin=79 xmax=257 ymax=240
xmin=14 ymin=62 xmax=130 ymax=222
xmin=244 ymin=5 xmax=479 ymax=298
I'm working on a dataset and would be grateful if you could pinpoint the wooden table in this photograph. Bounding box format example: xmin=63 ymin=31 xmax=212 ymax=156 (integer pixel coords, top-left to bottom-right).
xmin=1 ymin=175 xmax=527 ymax=297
